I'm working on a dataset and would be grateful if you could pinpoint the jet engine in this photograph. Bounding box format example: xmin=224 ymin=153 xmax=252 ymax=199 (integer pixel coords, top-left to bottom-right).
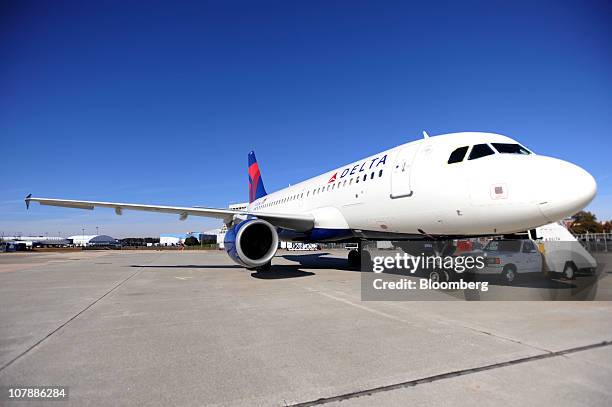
xmin=224 ymin=219 xmax=279 ymax=269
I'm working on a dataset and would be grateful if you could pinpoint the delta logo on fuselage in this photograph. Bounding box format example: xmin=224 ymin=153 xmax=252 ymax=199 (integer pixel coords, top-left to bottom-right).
xmin=327 ymin=154 xmax=388 ymax=183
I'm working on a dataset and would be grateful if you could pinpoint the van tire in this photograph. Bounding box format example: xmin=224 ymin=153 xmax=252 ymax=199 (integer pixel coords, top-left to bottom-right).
xmin=563 ymin=262 xmax=577 ymax=280
xmin=429 ymin=269 xmax=448 ymax=283
xmin=502 ymin=265 xmax=518 ymax=284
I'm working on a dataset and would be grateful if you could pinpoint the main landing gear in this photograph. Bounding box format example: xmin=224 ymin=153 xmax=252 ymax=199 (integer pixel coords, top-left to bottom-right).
xmin=347 ymin=241 xmax=372 ymax=270
xmin=348 ymin=249 xmax=360 ymax=268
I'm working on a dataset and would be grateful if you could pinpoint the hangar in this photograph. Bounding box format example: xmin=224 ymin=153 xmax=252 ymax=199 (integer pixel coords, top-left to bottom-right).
xmin=69 ymin=235 xmax=119 ymax=247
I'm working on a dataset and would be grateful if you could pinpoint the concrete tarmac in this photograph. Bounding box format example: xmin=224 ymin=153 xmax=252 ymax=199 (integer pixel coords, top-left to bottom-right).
xmin=0 ymin=250 xmax=611 ymax=406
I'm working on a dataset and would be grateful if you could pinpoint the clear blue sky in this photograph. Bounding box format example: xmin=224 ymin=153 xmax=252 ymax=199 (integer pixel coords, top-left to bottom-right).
xmin=1 ymin=0 xmax=610 ymax=237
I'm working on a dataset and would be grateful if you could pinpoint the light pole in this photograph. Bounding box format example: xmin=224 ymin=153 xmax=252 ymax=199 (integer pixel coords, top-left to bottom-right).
xmin=96 ymin=226 xmax=99 ymax=236
xmin=82 ymin=228 xmax=85 ymax=247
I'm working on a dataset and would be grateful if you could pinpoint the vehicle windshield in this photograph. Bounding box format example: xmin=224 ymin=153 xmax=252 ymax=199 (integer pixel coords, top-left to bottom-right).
xmin=484 ymin=240 xmax=521 ymax=252
xmin=491 ymin=143 xmax=531 ymax=155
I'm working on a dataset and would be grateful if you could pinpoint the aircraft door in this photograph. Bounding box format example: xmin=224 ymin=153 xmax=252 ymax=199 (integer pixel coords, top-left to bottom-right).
xmin=390 ymin=144 xmax=420 ymax=198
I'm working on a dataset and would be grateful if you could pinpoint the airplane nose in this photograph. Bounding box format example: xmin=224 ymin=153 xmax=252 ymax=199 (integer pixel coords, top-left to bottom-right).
xmin=537 ymin=158 xmax=597 ymax=222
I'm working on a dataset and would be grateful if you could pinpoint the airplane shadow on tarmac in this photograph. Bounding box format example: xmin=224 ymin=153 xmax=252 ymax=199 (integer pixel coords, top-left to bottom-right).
xmin=129 ymin=262 xmax=316 ymax=279
xmin=280 ymin=252 xmax=353 ymax=271
xmin=130 ymin=253 xmax=597 ymax=290
xmin=252 ymin=252 xmax=352 ymax=279
xmin=250 ymin=266 xmax=315 ymax=279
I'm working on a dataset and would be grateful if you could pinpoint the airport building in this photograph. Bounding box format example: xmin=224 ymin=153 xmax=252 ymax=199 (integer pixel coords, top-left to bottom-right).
xmin=0 ymin=236 xmax=70 ymax=248
xmin=69 ymin=234 xmax=119 ymax=247
xmin=160 ymin=234 xmax=185 ymax=246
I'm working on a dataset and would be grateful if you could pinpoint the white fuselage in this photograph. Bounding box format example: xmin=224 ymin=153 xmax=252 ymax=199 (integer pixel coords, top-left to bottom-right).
xmin=247 ymin=132 xmax=596 ymax=239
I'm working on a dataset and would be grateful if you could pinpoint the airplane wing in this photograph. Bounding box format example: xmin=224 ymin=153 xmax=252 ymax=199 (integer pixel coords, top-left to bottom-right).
xmin=25 ymin=195 xmax=314 ymax=232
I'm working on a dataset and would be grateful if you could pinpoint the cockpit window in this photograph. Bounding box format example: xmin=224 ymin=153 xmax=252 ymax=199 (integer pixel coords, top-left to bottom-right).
xmin=447 ymin=146 xmax=469 ymax=164
xmin=491 ymin=143 xmax=531 ymax=155
xmin=468 ymin=144 xmax=495 ymax=160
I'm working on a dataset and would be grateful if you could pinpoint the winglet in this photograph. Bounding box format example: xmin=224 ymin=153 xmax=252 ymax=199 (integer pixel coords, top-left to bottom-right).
xmin=422 ymin=131 xmax=430 ymax=139
xmin=25 ymin=194 xmax=32 ymax=209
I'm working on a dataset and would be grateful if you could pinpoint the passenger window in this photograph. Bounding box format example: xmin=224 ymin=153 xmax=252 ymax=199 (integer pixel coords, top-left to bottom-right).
xmin=356 ymin=177 xmax=359 ymax=183
xmin=363 ymin=174 xmax=367 ymax=181
xmin=468 ymin=144 xmax=495 ymax=160
xmin=448 ymin=146 xmax=469 ymax=164
xmin=379 ymin=169 xmax=383 ymax=177
xmin=370 ymin=172 xmax=374 ymax=179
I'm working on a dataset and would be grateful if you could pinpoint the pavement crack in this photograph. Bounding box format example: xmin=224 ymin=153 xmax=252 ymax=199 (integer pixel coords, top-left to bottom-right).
xmin=454 ymin=324 xmax=554 ymax=354
xmin=0 ymin=267 xmax=144 ymax=373
xmin=286 ymin=340 xmax=612 ymax=407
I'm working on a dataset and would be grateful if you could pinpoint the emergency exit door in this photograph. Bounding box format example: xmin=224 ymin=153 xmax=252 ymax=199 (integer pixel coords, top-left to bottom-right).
xmin=390 ymin=144 xmax=419 ymax=198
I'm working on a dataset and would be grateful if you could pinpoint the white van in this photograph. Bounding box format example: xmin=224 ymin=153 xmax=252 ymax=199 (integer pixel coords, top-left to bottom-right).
xmin=479 ymin=239 xmax=543 ymax=283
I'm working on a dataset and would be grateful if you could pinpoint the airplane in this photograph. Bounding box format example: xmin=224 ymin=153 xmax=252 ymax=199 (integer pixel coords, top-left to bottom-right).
xmin=25 ymin=131 xmax=596 ymax=271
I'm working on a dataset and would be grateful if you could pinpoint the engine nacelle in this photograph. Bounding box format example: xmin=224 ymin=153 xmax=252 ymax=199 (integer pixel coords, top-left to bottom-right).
xmin=224 ymin=219 xmax=279 ymax=268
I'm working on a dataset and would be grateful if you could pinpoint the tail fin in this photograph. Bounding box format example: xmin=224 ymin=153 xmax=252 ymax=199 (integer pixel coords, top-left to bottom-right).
xmin=248 ymin=151 xmax=267 ymax=203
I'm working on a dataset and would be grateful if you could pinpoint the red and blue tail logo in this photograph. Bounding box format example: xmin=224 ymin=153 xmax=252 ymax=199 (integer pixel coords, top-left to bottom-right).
xmin=248 ymin=151 xmax=268 ymax=203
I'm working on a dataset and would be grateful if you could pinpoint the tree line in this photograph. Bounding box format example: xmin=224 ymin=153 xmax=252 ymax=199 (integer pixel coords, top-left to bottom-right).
xmin=569 ymin=211 xmax=611 ymax=234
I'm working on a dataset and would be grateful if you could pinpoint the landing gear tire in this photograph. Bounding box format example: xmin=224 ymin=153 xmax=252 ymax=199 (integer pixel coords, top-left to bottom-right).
xmin=563 ymin=262 xmax=577 ymax=280
xmin=348 ymin=249 xmax=360 ymax=268
xmin=502 ymin=265 xmax=518 ymax=284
